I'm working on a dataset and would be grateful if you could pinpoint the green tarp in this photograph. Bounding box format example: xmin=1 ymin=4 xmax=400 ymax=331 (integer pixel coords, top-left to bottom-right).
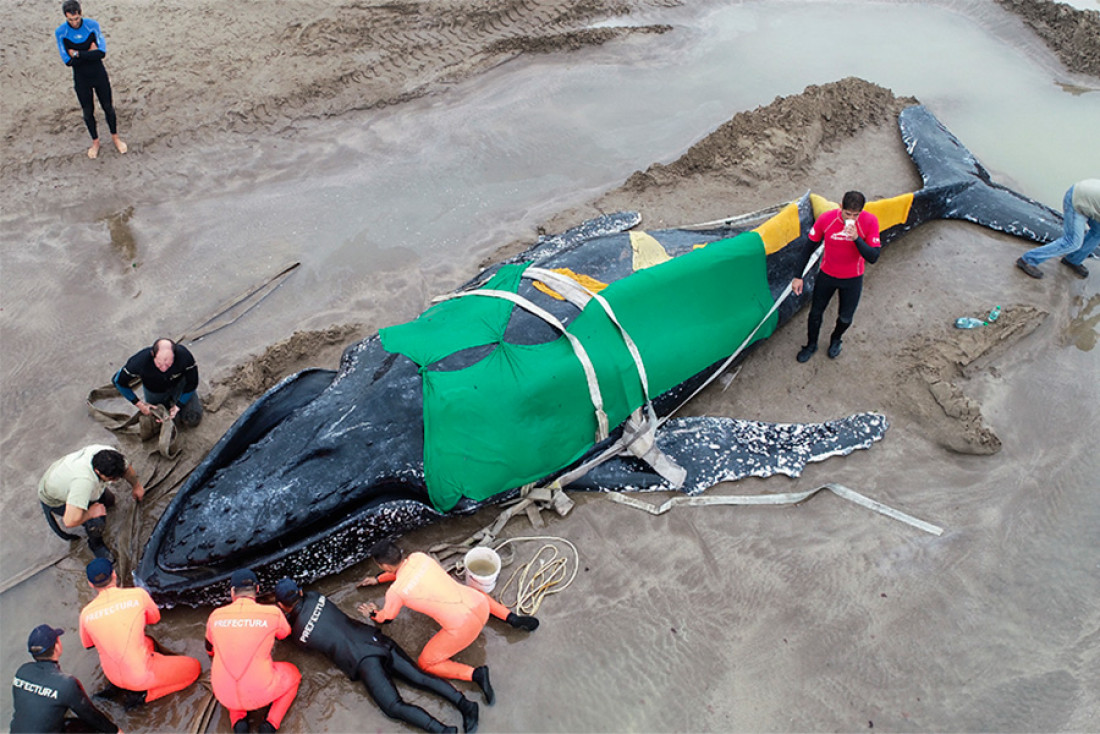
xmin=380 ymin=231 xmax=776 ymax=511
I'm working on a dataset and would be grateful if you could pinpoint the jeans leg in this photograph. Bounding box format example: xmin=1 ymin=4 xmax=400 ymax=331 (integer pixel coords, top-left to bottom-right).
xmin=1064 ymin=219 xmax=1100 ymax=266
xmin=178 ymin=396 xmax=204 ymax=427
xmin=1022 ymin=186 xmax=1084 ymax=265
xmin=142 ymin=387 xmax=172 ymax=408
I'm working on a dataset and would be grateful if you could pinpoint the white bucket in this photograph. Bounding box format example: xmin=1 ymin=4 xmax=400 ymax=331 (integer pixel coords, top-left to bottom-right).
xmin=463 ymin=546 xmax=501 ymax=594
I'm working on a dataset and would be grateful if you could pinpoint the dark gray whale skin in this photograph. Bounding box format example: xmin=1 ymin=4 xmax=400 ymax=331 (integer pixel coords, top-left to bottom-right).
xmin=135 ymin=106 xmax=1061 ymax=607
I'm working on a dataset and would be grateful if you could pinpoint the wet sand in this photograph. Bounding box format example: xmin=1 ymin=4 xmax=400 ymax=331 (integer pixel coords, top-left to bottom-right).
xmin=2 ymin=0 xmax=1099 ymax=732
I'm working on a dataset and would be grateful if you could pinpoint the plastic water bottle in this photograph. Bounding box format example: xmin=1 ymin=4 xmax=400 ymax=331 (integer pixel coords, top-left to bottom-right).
xmin=987 ymin=305 xmax=1001 ymax=323
xmin=955 ymin=317 xmax=985 ymax=329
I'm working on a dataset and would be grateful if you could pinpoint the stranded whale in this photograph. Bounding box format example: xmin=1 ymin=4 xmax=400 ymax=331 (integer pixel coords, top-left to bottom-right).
xmin=135 ymin=106 xmax=1060 ymax=607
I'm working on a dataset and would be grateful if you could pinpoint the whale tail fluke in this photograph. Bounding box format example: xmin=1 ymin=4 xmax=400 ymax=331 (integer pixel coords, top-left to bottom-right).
xmin=898 ymin=105 xmax=1062 ymax=243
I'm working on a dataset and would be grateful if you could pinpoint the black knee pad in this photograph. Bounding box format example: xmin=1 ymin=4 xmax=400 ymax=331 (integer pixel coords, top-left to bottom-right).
xmin=83 ymin=516 xmax=107 ymax=539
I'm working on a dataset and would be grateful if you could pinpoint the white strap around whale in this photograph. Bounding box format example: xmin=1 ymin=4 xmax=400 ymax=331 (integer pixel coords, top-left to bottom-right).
xmin=435 ymin=288 xmax=610 ymax=442
xmin=523 ymin=267 xmax=684 ymax=487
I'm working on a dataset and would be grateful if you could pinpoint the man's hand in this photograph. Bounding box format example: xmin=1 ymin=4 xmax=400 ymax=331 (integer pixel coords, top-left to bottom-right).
xmin=357 ymin=602 xmax=379 ymax=620
xmin=123 ymin=464 xmax=144 ymax=501
xmin=792 ymin=277 xmax=804 ymax=296
xmin=168 ymin=405 xmax=180 ymax=420
xmin=357 ymin=574 xmax=379 ymax=588
xmin=135 ymin=400 xmax=153 ymax=416
xmin=87 ymin=502 xmax=108 ymax=520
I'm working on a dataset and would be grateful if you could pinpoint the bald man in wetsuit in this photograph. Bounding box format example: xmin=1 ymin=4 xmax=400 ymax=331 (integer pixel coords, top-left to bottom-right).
xmin=55 ymin=0 xmax=127 ymax=159
xmin=358 ymin=539 xmax=539 ymax=705
xmin=113 ymin=338 xmax=203 ymax=428
xmin=274 ymin=578 xmax=478 ymax=733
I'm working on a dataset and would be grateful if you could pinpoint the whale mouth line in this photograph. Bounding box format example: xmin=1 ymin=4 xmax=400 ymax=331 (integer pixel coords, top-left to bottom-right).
xmin=158 ymin=483 xmax=427 ymax=575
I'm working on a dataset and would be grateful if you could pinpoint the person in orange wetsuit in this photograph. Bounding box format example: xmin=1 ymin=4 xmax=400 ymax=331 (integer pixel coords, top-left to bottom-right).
xmin=79 ymin=558 xmax=201 ymax=709
xmin=357 ymin=539 xmax=539 ymax=705
xmin=206 ymin=569 xmax=300 ymax=733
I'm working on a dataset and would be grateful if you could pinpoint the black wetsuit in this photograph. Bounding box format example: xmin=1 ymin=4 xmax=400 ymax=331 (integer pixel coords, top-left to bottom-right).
xmin=113 ymin=344 xmax=203 ymax=426
xmin=10 ymin=660 xmax=119 ymax=733
xmin=797 ymin=225 xmax=881 ymax=348
xmin=55 ymin=18 xmax=116 ymax=141
xmin=284 ymin=591 xmax=471 ymax=733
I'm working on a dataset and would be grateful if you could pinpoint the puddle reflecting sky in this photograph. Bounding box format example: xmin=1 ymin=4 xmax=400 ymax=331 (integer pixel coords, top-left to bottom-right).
xmin=158 ymin=0 xmax=1098 ymax=304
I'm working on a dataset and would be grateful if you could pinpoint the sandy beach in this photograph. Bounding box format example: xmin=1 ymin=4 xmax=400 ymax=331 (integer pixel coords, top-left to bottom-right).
xmin=2 ymin=0 xmax=1099 ymax=732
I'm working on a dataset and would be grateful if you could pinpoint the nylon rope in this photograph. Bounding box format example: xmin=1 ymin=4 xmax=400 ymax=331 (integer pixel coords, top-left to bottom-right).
xmin=489 ymin=536 xmax=580 ymax=616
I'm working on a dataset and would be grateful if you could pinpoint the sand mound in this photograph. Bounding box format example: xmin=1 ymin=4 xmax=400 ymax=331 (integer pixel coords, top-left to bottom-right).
xmin=209 ymin=324 xmax=365 ymax=406
xmin=627 ymin=78 xmax=916 ymax=190
xmin=995 ymin=0 xmax=1100 ymax=77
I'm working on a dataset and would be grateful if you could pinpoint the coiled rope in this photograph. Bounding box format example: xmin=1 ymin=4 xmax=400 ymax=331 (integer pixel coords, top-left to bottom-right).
xmin=489 ymin=536 xmax=580 ymax=616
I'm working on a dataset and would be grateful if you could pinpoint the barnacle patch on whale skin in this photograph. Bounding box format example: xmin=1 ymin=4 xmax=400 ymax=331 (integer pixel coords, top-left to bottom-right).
xmin=573 ymin=412 xmax=888 ymax=492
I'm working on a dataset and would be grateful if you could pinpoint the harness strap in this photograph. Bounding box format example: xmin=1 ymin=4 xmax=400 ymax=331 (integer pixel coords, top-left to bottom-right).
xmin=605 ymin=482 xmax=943 ymax=536
xmin=437 ymin=288 xmax=610 ymax=441
xmin=86 ymin=384 xmax=180 ymax=459
xmin=523 ymin=268 xmax=685 ymax=485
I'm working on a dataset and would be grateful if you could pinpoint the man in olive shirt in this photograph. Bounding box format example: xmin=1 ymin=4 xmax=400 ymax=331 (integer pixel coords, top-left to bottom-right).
xmin=38 ymin=445 xmax=144 ymax=561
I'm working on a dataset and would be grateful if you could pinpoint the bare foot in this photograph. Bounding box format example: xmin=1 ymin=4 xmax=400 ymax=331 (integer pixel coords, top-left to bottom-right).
xmin=87 ymin=141 xmax=100 ymax=159
xmin=112 ymin=136 xmax=128 ymax=154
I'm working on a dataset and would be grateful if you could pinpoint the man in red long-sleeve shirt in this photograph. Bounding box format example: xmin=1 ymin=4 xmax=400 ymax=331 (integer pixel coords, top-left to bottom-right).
xmin=792 ymin=190 xmax=881 ymax=362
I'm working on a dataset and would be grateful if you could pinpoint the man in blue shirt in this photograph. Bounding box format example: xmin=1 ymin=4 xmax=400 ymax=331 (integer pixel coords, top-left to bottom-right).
xmin=55 ymin=1 xmax=127 ymax=159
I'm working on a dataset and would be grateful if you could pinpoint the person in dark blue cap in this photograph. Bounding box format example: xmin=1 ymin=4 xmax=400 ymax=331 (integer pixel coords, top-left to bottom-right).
xmin=206 ymin=569 xmax=299 ymax=733
xmin=79 ymin=558 xmax=201 ymax=709
xmin=10 ymin=624 xmax=120 ymax=733
xmin=273 ymin=577 xmax=478 ymax=733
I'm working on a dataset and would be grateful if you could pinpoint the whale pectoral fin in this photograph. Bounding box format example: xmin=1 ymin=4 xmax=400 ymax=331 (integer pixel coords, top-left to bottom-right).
xmin=570 ymin=412 xmax=888 ymax=494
